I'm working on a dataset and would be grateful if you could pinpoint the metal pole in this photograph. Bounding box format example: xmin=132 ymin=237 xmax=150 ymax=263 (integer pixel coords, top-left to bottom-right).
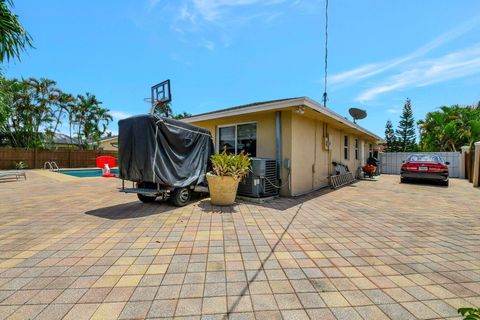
xmin=275 ymin=111 xmax=282 ymax=183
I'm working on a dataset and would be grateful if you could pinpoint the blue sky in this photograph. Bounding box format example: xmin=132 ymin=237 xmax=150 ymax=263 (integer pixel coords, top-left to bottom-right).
xmin=5 ymin=0 xmax=480 ymax=137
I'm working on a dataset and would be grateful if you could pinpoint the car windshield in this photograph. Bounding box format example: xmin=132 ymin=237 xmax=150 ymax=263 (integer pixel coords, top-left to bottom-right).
xmin=407 ymin=154 xmax=443 ymax=162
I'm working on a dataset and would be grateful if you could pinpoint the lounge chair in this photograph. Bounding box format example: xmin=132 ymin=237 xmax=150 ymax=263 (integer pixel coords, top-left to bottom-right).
xmin=0 ymin=170 xmax=26 ymax=181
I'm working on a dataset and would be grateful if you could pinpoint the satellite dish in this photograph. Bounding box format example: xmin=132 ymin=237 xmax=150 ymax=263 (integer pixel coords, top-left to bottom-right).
xmin=349 ymin=108 xmax=367 ymax=123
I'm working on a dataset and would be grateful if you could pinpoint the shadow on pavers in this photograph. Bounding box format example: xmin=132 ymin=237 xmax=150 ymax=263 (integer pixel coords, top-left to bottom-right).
xmin=85 ymin=200 xmax=176 ymax=219
xmin=196 ymin=199 xmax=240 ymax=214
xmin=197 ymin=184 xmax=346 ymax=213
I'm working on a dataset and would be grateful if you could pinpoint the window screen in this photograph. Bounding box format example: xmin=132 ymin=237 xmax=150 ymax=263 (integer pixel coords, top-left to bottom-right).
xmin=218 ymin=123 xmax=257 ymax=156
xmin=237 ymin=123 xmax=256 ymax=156
xmin=219 ymin=126 xmax=235 ymax=154
xmin=344 ymin=136 xmax=349 ymax=160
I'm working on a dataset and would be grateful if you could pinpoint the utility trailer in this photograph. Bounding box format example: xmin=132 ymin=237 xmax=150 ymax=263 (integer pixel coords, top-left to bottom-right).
xmin=118 ymin=114 xmax=214 ymax=206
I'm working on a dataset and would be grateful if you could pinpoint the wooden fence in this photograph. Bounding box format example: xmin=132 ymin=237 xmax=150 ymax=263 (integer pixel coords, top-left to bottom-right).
xmin=0 ymin=148 xmax=118 ymax=170
xmin=465 ymin=148 xmax=478 ymax=183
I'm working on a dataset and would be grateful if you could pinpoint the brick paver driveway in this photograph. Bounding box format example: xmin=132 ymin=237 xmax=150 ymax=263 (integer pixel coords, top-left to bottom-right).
xmin=0 ymin=172 xmax=478 ymax=320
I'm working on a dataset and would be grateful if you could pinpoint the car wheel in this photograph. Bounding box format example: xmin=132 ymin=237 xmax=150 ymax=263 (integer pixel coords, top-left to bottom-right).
xmin=400 ymin=177 xmax=406 ymax=183
xmin=170 ymin=188 xmax=191 ymax=207
xmin=137 ymin=193 xmax=157 ymax=203
xmin=443 ymin=180 xmax=449 ymax=187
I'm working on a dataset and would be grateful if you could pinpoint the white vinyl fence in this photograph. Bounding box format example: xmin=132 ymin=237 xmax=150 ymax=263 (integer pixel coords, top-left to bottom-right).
xmin=379 ymin=152 xmax=461 ymax=178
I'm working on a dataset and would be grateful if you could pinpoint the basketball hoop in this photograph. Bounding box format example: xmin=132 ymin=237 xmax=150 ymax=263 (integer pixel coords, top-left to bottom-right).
xmin=145 ymin=80 xmax=172 ymax=115
xmin=144 ymin=97 xmax=164 ymax=107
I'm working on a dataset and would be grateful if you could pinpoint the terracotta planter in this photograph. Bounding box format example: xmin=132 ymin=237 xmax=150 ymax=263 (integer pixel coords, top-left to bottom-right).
xmin=206 ymin=173 xmax=240 ymax=206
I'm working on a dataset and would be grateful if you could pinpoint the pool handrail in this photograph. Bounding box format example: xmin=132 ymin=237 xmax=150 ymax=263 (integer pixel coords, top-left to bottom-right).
xmin=43 ymin=161 xmax=59 ymax=171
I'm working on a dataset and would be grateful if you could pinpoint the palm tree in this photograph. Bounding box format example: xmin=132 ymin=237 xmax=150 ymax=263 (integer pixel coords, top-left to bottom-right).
xmin=75 ymin=93 xmax=111 ymax=148
xmin=25 ymin=77 xmax=60 ymax=146
xmin=50 ymin=92 xmax=76 ymax=145
xmin=75 ymin=93 xmax=94 ymax=147
xmin=0 ymin=0 xmax=33 ymax=62
xmin=418 ymin=103 xmax=480 ymax=151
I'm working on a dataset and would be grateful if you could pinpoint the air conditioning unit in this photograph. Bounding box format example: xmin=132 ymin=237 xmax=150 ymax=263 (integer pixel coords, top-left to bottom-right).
xmin=237 ymin=158 xmax=279 ymax=198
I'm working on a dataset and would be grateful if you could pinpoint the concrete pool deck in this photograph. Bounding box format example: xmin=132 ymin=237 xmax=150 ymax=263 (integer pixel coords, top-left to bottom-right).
xmin=0 ymin=172 xmax=479 ymax=319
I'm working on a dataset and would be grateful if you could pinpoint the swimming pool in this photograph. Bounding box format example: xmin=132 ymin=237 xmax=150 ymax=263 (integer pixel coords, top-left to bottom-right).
xmin=58 ymin=168 xmax=119 ymax=178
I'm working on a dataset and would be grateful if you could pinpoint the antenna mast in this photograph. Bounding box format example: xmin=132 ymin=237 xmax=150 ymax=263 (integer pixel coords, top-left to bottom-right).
xmin=323 ymin=0 xmax=329 ymax=108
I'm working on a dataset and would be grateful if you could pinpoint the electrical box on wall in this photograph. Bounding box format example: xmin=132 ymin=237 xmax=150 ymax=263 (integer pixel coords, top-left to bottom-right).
xmin=323 ymin=134 xmax=331 ymax=151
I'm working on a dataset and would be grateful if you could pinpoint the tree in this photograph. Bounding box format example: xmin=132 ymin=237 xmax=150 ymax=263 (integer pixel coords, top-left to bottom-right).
xmin=172 ymin=111 xmax=192 ymax=120
xmin=418 ymin=103 xmax=480 ymax=151
xmin=0 ymin=0 xmax=33 ymax=62
xmin=0 ymin=76 xmax=28 ymax=146
xmin=396 ymin=98 xmax=416 ymax=151
xmin=75 ymin=93 xmax=112 ymax=148
xmin=0 ymin=75 xmax=112 ymax=148
xmin=153 ymin=101 xmax=172 ymax=117
xmin=384 ymin=120 xmax=397 ymax=152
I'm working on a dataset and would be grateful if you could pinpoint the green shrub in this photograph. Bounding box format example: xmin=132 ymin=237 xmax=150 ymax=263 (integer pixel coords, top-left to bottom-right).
xmin=210 ymin=149 xmax=251 ymax=180
xmin=14 ymin=161 xmax=28 ymax=169
xmin=458 ymin=307 xmax=480 ymax=320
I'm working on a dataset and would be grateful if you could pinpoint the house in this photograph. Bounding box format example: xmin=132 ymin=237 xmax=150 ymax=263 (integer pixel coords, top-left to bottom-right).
xmin=98 ymin=136 xmax=118 ymax=150
xmin=183 ymin=97 xmax=382 ymax=197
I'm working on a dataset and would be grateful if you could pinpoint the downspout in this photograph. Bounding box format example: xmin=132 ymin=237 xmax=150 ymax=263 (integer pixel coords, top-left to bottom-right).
xmin=275 ymin=111 xmax=287 ymax=193
xmin=275 ymin=111 xmax=282 ymax=176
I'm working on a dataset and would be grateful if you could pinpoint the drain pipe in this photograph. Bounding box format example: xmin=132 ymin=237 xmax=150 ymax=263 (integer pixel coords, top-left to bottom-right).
xmin=275 ymin=111 xmax=283 ymax=185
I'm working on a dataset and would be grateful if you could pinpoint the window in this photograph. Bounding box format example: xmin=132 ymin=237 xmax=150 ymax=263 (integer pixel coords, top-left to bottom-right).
xmin=218 ymin=123 xmax=257 ymax=156
xmin=369 ymin=143 xmax=373 ymax=157
xmin=407 ymin=155 xmax=443 ymax=162
xmin=355 ymin=139 xmax=359 ymax=160
xmin=344 ymin=135 xmax=349 ymax=160
xmin=218 ymin=126 xmax=235 ymax=154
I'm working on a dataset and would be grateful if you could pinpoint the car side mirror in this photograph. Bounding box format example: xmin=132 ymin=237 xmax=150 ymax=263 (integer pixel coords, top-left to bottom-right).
xmin=445 ymin=161 xmax=450 ymax=165
xmin=402 ymin=160 xmax=405 ymax=163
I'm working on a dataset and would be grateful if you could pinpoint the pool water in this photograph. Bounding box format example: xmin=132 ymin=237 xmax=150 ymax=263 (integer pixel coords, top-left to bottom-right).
xmin=58 ymin=168 xmax=119 ymax=178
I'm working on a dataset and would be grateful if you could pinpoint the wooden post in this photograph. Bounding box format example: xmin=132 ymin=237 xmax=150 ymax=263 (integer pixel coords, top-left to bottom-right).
xmin=33 ymin=148 xmax=38 ymax=169
xmin=469 ymin=150 xmax=474 ymax=183
xmin=473 ymin=142 xmax=480 ymax=187
xmin=460 ymin=146 xmax=470 ymax=179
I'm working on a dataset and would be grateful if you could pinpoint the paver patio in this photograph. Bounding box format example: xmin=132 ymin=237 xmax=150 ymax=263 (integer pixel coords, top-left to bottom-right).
xmin=0 ymin=172 xmax=479 ymax=319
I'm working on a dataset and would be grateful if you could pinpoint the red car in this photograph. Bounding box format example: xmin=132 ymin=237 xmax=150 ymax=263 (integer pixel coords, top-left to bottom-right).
xmin=400 ymin=154 xmax=450 ymax=186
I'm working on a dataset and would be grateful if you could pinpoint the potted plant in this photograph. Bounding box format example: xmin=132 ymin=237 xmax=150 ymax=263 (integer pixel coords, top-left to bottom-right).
xmin=207 ymin=149 xmax=251 ymax=206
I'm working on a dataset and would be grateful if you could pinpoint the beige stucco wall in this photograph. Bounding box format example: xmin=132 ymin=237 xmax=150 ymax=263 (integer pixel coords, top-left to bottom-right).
xmin=190 ymin=107 xmax=377 ymax=197
xmin=192 ymin=112 xmax=276 ymax=158
xmin=190 ymin=111 xmax=292 ymax=196
xmin=289 ymin=112 xmax=377 ymax=196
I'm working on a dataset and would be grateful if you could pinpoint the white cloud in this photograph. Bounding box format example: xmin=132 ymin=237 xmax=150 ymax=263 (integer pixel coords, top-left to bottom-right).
xmin=356 ymin=44 xmax=480 ymax=102
xmin=110 ymin=111 xmax=133 ymax=120
xmin=191 ymin=0 xmax=280 ymax=22
xmin=329 ymin=16 xmax=480 ymax=86
xmin=386 ymin=108 xmax=400 ymax=114
xmin=147 ymin=0 xmax=319 ymax=50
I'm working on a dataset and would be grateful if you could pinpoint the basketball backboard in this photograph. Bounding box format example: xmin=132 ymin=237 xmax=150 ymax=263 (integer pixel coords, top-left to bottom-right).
xmin=145 ymin=80 xmax=171 ymax=114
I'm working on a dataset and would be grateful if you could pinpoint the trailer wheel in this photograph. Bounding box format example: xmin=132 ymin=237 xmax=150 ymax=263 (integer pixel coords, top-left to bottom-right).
xmin=137 ymin=194 xmax=157 ymax=203
xmin=170 ymin=188 xmax=191 ymax=207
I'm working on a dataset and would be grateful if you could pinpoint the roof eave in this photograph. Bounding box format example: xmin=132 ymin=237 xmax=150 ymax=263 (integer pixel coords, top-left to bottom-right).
xmin=303 ymin=98 xmax=383 ymax=142
xmin=183 ymin=97 xmax=382 ymax=143
xmin=182 ymin=97 xmax=307 ymax=123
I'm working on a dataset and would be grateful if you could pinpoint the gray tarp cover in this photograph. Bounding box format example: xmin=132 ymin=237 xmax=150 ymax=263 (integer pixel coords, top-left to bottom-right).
xmin=118 ymin=114 xmax=214 ymax=187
